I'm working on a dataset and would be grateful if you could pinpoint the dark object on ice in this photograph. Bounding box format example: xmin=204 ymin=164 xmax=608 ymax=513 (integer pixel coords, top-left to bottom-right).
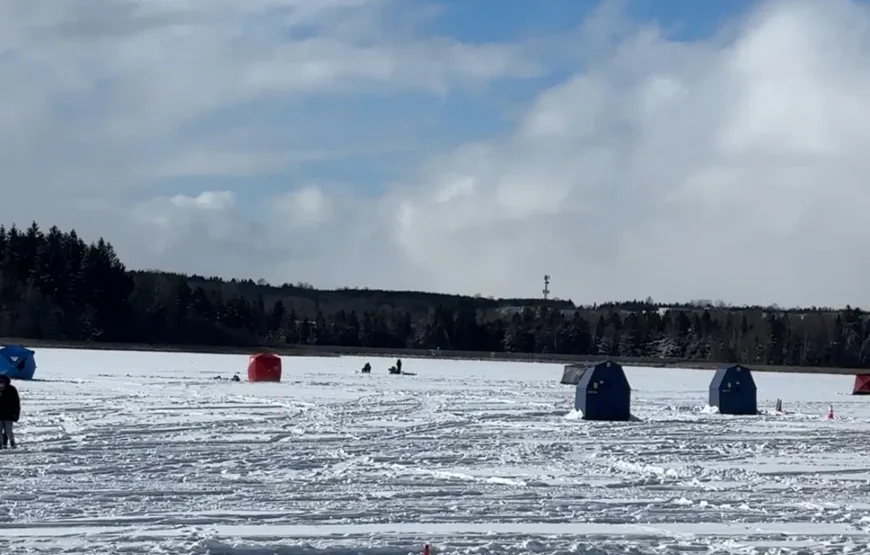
xmin=574 ymin=360 xmax=631 ymax=421
xmin=388 ymin=366 xmax=401 ymax=375
xmin=231 ymin=374 xmax=240 ymax=382
xmin=361 ymin=363 xmax=372 ymax=374
xmin=853 ymin=375 xmax=870 ymax=395
xmin=0 ymin=374 xmax=19 ymax=449
xmin=560 ymin=364 xmax=587 ymax=385
xmin=709 ymin=364 xmax=757 ymax=415
xmin=0 ymin=374 xmax=20 ymax=423
xmin=396 ymin=359 xmax=402 ymax=373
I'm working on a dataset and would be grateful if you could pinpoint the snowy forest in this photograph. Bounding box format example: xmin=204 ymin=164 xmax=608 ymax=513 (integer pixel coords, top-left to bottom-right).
xmin=1 ymin=222 xmax=870 ymax=368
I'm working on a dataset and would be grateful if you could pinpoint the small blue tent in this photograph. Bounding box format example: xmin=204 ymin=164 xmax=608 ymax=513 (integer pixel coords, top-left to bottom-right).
xmin=709 ymin=364 xmax=757 ymax=415
xmin=574 ymin=360 xmax=631 ymax=421
xmin=0 ymin=345 xmax=37 ymax=380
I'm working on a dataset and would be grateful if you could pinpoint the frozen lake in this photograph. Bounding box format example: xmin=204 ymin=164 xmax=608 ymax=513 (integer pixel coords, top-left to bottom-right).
xmin=1 ymin=348 xmax=870 ymax=554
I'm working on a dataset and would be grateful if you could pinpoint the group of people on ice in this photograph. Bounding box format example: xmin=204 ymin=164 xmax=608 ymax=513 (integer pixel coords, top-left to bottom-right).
xmin=361 ymin=359 xmax=409 ymax=375
xmin=0 ymin=375 xmax=19 ymax=449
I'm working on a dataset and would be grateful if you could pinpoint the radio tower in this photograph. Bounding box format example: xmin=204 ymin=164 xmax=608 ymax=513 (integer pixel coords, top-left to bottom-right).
xmin=543 ymin=275 xmax=550 ymax=301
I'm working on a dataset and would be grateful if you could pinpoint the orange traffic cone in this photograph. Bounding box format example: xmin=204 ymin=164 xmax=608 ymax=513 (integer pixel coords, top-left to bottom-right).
xmin=826 ymin=404 xmax=834 ymax=420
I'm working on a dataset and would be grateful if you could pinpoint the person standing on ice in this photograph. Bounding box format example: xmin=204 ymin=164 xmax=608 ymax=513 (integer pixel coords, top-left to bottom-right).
xmin=0 ymin=375 xmax=20 ymax=449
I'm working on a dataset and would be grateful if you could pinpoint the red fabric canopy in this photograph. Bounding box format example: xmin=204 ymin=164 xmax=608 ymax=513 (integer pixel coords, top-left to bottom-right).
xmin=853 ymin=375 xmax=870 ymax=394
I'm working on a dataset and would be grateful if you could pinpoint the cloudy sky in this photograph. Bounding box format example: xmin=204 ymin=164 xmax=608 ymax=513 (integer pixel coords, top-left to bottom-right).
xmin=2 ymin=0 xmax=869 ymax=308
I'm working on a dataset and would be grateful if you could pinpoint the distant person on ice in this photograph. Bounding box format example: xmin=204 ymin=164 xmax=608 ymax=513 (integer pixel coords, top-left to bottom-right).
xmin=0 ymin=375 xmax=19 ymax=449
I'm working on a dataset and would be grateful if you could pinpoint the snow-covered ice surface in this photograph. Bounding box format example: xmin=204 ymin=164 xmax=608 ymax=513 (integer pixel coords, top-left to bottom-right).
xmin=2 ymin=349 xmax=870 ymax=554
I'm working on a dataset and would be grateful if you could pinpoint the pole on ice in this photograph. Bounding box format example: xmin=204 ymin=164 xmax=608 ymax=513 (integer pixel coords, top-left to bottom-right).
xmin=827 ymin=404 xmax=834 ymax=420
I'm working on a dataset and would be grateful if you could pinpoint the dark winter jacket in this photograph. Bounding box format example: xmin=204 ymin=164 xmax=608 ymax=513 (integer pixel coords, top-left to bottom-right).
xmin=0 ymin=384 xmax=20 ymax=422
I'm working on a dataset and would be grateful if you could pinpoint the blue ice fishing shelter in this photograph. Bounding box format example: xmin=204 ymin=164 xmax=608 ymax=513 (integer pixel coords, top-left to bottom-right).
xmin=574 ymin=360 xmax=631 ymax=421
xmin=0 ymin=345 xmax=37 ymax=380
xmin=709 ymin=364 xmax=757 ymax=415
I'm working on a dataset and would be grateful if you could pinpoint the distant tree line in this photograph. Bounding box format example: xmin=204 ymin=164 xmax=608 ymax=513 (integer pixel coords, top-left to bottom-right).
xmin=1 ymin=222 xmax=870 ymax=368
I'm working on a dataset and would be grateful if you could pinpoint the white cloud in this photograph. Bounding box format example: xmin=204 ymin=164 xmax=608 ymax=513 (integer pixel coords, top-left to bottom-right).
xmin=273 ymin=186 xmax=333 ymax=227
xmin=389 ymin=0 xmax=870 ymax=307
xmin=130 ymin=191 xmax=244 ymax=255
xmin=0 ymin=0 xmax=541 ymax=194
xmin=3 ymin=0 xmax=870 ymax=307
xmin=0 ymin=0 xmax=541 ymax=274
xmin=169 ymin=191 xmax=235 ymax=211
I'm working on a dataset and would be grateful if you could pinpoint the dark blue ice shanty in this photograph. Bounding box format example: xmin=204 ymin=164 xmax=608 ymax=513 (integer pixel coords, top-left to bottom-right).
xmin=709 ymin=364 xmax=757 ymax=415
xmin=574 ymin=360 xmax=631 ymax=421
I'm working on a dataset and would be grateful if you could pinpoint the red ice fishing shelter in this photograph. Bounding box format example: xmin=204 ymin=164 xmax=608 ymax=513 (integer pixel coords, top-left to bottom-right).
xmin=248 ymin=353 xmax=282 ymax=383
xmin=852 ymin=374 xmax=870 ymax=395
